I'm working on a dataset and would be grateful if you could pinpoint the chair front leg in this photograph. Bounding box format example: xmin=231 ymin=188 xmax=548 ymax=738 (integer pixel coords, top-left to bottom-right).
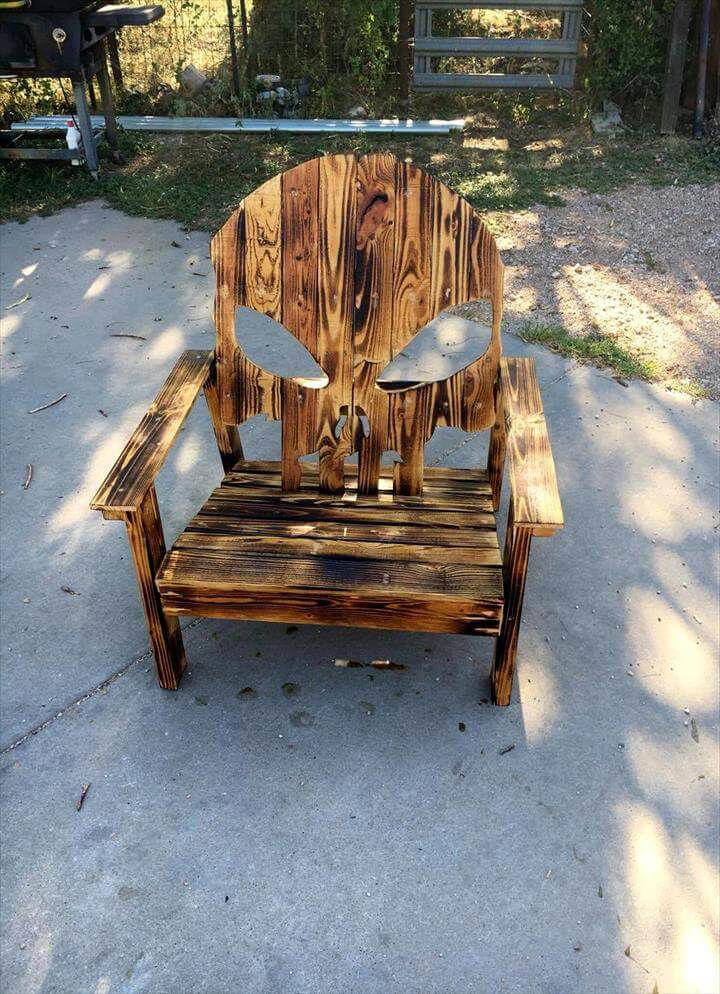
xmin=490 ymin=502 xmax=532 ymax=706
xmin=124 ymin=485 xmax=187 ymax=689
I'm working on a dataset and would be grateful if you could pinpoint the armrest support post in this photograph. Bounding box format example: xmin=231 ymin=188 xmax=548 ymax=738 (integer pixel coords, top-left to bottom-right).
xmin=487 ymin=375 xmax=506 ymax=511
xmin=499 ymin=357 xmax=563 ymax=535
xmin=490 ymin=501 xmax=533 ymax=705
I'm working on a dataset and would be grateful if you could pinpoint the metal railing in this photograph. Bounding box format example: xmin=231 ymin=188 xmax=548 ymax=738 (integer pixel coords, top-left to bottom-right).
xmin=413 ymin=0 xmax=583 ymax=91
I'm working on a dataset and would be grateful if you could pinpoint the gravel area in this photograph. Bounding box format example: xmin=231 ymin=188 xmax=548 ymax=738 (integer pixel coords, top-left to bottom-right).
xmin=467 ymin=183 xmax=720 ymax=398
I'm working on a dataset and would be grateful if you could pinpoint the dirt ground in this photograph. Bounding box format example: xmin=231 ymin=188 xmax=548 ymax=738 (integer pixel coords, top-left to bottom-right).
xmin=469 ymin=182 xmax=720 ymax=398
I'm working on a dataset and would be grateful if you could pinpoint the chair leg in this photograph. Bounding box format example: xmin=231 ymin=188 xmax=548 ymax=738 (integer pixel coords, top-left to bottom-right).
xmin=203 ymin=374 xmax=244 ymax=473
xmin=124 ymin=486 xmax=186 ymax=689
xmin=490 ymin=506 xmax=532 ymax=706
xmin=487 ymin=382 xmax=506 ymax=511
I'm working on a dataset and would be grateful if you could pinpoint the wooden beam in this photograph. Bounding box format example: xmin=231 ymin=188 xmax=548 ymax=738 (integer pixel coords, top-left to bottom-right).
xmin=661 ymin=0 xmax=693 ymax=134
xmin=500 ymin=357 xmax=563 ymax=534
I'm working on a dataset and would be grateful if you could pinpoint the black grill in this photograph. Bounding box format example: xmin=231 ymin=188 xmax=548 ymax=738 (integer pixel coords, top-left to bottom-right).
xmin=0 ymin=2 xmax=164 ymax=173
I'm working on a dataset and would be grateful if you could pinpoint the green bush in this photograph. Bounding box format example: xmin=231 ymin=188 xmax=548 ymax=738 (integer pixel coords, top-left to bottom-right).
xmin=247 ymin=0 xmax=398 ymax=115
xmin=585 ymin=0 xmax=677 ymax=107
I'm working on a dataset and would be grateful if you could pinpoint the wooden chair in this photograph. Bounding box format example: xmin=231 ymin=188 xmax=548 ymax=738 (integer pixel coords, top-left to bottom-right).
xmin=91 ymin=154 xmax=563 ymax=706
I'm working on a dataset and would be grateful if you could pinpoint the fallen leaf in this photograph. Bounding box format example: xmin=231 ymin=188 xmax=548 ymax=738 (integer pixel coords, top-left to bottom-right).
xmin=690 ymin=718 xmax=699 ymax=743
xmin=598 ymin=884 xmax=604 ymax=898
xmin=171 ymin=240 xmax=181 ymax=247
xmin=282 ymin=682 xmax=299 ymax=698
xmin=625 ymin=946 xmax=631 ymax=958
xmin=237 ymin=686 xmax=257 ymax=699
xmin=458 ymin=721 xmax=466 ymax=732
xmin=194 ymin=696 xmax=208 ymax=706
xmin=76 ymin=783 xmax=90 ymax=811
xmin=61 ymin=585 xmax=79 ymax=595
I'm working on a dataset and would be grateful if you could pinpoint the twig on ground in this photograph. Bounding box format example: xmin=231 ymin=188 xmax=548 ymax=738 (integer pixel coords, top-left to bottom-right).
xmin=28 ymin=393 xmax=66 ymax=414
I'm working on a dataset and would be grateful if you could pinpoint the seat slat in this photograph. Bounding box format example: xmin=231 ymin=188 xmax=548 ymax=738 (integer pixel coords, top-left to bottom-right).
xmin=184 ymin=516 xmax=499 ymax=549
xmin=159 ymin=548 xmax=503 ymax=599
xmin=200 ymin=497 xmax=495 ymax=529
xmin=160 ymin=586 xmax=501 ymax=635
xmin=175 ymin=531 xmax=501 ymax=566
xmin=156 ymin=460 xmax=503 ymax=635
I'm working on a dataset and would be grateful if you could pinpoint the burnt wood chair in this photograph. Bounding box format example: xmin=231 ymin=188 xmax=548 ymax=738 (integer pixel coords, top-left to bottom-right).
xmin=91 ymin=153 xmax=563 ymax=706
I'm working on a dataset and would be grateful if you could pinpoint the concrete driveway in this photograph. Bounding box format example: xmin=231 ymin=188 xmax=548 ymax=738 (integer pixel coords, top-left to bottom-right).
xmin=1 ymin=203 xmax=718 ymax=994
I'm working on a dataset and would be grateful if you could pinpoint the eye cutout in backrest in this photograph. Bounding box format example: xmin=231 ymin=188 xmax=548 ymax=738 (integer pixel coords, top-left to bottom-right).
xmin=234 ymin=306 xmax=329 ymax=388
xmin=376 ymin=304 xmax=493 ymax=393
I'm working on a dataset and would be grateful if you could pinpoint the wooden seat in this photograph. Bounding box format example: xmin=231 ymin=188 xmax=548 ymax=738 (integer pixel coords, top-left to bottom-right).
xmin=91 ymin=153 xmax=563 ymax=706
xmin=157 ymin=461 xmax=504 ymax=634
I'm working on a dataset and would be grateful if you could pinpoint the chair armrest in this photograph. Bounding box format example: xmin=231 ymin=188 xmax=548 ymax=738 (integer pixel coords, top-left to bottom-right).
xmin=90 ymin=349 xmax=213 ymax=515
xmin=500 ymin=356 xmax=563 ymax=535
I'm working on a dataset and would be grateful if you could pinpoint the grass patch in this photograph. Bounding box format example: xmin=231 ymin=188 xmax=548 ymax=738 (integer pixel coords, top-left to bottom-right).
xmin=519 ymin=322 xmax=710 ymax=398
xmin=1 ymin=126 xmax=718 ymax=231
xmin=519 ymin=322 xmax=659 ymax=382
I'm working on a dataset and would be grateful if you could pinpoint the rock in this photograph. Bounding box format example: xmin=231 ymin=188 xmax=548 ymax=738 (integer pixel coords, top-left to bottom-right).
xmin=256 ymin=74 xmax=281 ymax=89
xmin=347 ymin=105 xmax=368 ymax=120
xmin=179 ymin=64 xmax=208 ymax=97
xmin=591 ymin=100 xmax=625 ymax=135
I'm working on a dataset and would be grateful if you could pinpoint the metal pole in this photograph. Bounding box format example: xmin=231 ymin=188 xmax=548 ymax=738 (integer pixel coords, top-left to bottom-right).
xmin=238 ymin=0 xmax=248 ymax=49
xmin=225 ymin=0 xmax=242 ymax=99
xmin=398 ymin=0 xmax=412 ymax=110
xmin=72 ymin=78 xmax=99 ymax=178
xmin=97 ymin=41 xmax=121 ymax=162
xmin=693 ymin=0 xmax=712 ymax=138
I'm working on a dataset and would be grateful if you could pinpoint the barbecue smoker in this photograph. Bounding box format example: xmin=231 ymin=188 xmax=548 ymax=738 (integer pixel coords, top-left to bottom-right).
xmin=0 ymin=0 xmax=163 ymax=175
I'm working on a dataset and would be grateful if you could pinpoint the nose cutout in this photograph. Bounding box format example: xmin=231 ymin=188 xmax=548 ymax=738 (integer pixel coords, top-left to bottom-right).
xmin=235 ymin=307 xmax=329 ymax=387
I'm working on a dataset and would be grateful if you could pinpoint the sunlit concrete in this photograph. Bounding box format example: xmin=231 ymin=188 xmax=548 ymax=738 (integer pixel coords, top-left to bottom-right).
xmin=1 ymin=202 xmax=718 ymax=994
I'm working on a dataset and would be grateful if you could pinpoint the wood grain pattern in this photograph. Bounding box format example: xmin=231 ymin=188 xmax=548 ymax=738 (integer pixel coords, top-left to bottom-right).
xmin=316 ymin=154 xmax=357 ymax=492
xmin=487 ymin=376 xmax=506 ymax=511
xmin=203 ymin=362 xmax=244 ymax=473
xmin=500 ymin=357 xmax=563 ymax=533
xmin=156 ymin=459 xmax=503 ymax=635
xmin=89 ymin=156 xmax=567 ymax=705
xmin=125 ymin=486 xmax=187 ymax=689
xmin=243 ymin=174 xmax=282 ymax=320
xmin=208 ymin=153 xmax=506 ymax=498
xmin=490 ymin=503 xmax=532 ymax=706
xmin=90 ymin=350 xmax=212 ymax=513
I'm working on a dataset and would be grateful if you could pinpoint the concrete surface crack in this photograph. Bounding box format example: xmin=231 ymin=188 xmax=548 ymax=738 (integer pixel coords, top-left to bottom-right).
xmin=2 ymin=618 xmax=204 ymax=754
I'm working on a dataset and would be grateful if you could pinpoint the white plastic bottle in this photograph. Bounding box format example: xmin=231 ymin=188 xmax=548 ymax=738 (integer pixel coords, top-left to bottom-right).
xmin=65 ymin=119 xmax=81 ymax=166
